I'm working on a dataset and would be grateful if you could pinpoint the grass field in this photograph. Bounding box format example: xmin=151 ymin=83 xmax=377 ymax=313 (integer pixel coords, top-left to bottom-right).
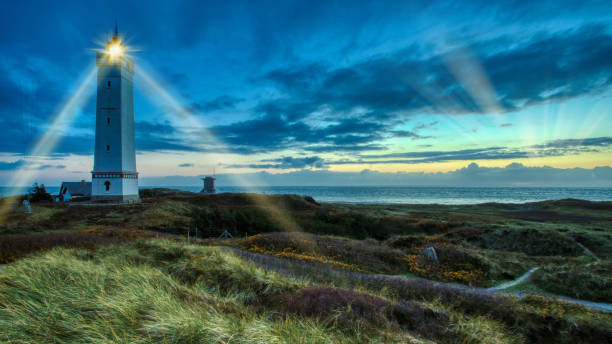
xmin=0 ymin=189 xmax=611 ymax=343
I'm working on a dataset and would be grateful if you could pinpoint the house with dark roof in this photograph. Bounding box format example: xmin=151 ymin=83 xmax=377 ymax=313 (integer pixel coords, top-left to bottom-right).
xmin=58 ymin=180 xmax=92 ymax=202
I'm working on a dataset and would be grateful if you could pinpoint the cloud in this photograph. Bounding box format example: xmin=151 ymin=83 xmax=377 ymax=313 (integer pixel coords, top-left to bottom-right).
xmin=227 ymin=156 xmax=327 ymax=169
xmin=192 ymin=95 xmax=243 ymax=112
xmin=414 ymin=121 xmax=438 ymax=131
xmin=208 ymin=114 xmax=297 ymax=153
xmin=0 ymin=160 xmax=25 ymax=171
xmin=140 ymin=163 xmax=612 ymax=187
xmin=207 ymin=112 xmax=399 ymax=154
xmin=210 ymin=24 xmax=609 ymax=155
xmin=344 ymin=147 xmax=529 ymax=164
xmin=500 ymin=123 xmax=512 ymax=127
xmin=390 ymin=130 xmax=430 ymax=139
xmin=261 ymin=25 xmax=612 ymax=118
xmin=1 ymin=2 xmax=611 ymax=162
xmin=178 ymin=163 xmax=194 ymax=167
xmin=38 ymin=164 xmax=66 ymax=170
xmin=135 ymin=121 xmax=203 ymax=152
xmin=331 ymin=136 xmax=612 ymax=164
xmin=0 ymin=116 xmax=206 ymax=156
xmin=207 ymin=102 xmax=442 ymax=153
xmin=304 ymin=144 xmax=386 ymax=153
xmin=529 ymin=137 xmax=612 ymax=149
xmin=0 ymin=160 xmax=66 ymax=171
xmin=226 ymin=135 xmax=612 ymax=169
xmin=0 ymin=57 xmax=90 ymax=155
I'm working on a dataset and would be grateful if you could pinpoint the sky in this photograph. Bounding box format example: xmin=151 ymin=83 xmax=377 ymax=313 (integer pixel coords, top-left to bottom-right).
xmin=0 ymin=0 xmax=611 ymax=186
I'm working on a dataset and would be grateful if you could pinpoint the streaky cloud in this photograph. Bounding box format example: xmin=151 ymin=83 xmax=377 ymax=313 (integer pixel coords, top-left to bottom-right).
xmin=141 ymin=163 xmax=612 ymax=187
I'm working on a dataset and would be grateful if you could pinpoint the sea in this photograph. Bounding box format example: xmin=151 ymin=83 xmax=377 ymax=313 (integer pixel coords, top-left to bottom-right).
xmin=2 ymin=185 xmax=612 ymax=205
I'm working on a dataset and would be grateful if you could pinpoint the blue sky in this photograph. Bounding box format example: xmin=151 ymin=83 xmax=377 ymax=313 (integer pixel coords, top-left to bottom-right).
xmin=1 ymin=0 xmax=611 ymax=186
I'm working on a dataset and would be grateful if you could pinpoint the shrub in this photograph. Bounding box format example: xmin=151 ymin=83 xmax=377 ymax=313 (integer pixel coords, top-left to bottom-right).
xmin=476 ymin=228 xmax=583 ymax=256
xmin=191 ymin=193 xmax=320 ymax=212
xmin=190 ymin=205 xmax=280 ymax=238
xmin=531 ymin=261 xmax=612 ymax=302
xmin=28 ymin=183 xmax=53 ymax=203
xmin=303 ymin=195 xmax=320 ymax=206
xmin=232 ymin=247 xmax=612 ymax=344
xmin=385 ymin=235 xmax=490 ymax=286
xmin=414 ymin=219 xmax=456 ymax=232
xmin=384 ymin=235 xmax=430 ymax=249
xmin=0 ymin=228 xmax=166 ymax=263
xmin=0 ymin=231 xmax=121 ymax=263
xmin=234 ymin=232 xmax=411 ymax=274
xmin=278 ymin=287 xmax=450 ymax=341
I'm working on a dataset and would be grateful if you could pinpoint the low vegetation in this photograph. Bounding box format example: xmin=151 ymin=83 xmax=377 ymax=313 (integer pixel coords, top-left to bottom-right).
xmin=3 ymin=240 xmax=610 ymax=343
xmin=233 ymin=232 xmax=410 ymax=274
xmin=530 ymin=260 xmax=612 ymax=302
xmin=0 ymin=241 xmax=461 ymax=343
xmin=0 ymin=189 xmax=611 ymax=343
xmin=0 ymin=228 xmax=169 ymax=263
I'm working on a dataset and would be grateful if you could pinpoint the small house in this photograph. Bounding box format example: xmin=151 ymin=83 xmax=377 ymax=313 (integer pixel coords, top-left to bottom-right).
xmin=58 ymin=180 xmax=92 ymax=202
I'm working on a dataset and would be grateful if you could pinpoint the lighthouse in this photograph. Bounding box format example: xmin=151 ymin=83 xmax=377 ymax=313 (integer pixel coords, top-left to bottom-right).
xmin=91 ymin=25 xmax=139 ymax=202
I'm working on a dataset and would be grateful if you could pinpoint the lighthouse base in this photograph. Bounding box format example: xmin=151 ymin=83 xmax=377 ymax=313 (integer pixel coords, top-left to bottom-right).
xmin=91 ymin=172 xmax=140 ymax=203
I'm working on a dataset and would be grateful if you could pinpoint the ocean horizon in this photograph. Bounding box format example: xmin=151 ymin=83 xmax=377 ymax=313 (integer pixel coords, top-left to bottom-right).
xmin=2 ymin=185 xmax=612 ymax=205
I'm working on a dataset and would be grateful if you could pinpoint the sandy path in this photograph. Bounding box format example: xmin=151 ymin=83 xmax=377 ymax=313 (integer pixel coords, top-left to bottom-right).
xmin=229 ymin=248 xmax=612 ymax=313
xmin=488 ymin=267 xmax=540 ymax=290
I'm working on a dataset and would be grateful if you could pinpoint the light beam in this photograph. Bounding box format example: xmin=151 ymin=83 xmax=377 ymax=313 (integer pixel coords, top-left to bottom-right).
xmin=0 ymin=66 xmax=97 ymax=222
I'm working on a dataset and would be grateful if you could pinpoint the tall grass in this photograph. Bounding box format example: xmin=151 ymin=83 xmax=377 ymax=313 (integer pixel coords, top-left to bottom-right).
xmin=0 ymin=231 xmax=121 ymax=263
xmin=0 ymin=228 xmax=172 ymax=263
xmin=0 ymin=240 xmax=434 ymax=343
xmin=2 ymin=239 xmax=609 ymax=343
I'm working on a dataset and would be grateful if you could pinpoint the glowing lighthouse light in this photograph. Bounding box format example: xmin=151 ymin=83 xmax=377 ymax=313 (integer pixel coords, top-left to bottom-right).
xmin=103 ymin=25 xmax=126 ymax=60
xmin=107 ymin=41 xmax=124 ymax=57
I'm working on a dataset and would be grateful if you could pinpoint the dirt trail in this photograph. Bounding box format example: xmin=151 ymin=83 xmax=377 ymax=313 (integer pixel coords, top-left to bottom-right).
xmin=488 ymin=267 xmax=539 ymax=290
xmin=552 ymin=295 xmax=612 ymax=312
xmin=229 ymin=248 xmax=612 ymax=313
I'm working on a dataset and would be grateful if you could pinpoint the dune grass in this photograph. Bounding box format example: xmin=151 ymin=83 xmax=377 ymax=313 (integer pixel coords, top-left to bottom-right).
xmin=0 ymin=240 xmax=444 ymax=343
xmin=1 ymin=191 xmax=611 ymax=342
xmin=0 ymin=228 xmax=169 ymax=263
xmin=1 ymin=238 xmax=611 ymax=343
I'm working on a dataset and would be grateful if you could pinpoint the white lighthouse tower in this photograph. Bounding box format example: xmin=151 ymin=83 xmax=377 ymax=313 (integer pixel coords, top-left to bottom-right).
xmin=91 ymin=25 xmax=139 ymax=202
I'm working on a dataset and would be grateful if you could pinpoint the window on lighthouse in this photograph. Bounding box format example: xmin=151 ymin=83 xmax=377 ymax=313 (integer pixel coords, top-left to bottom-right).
xmin=106 ymin=145 xmax=110 ymax=151
xmin=107 ymin=80 xmax=111 ymax=88
xmin=107 ymin=117 xmax=110 ymax=125
xmin=104 ymin=180 xmax=111 ymax=192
